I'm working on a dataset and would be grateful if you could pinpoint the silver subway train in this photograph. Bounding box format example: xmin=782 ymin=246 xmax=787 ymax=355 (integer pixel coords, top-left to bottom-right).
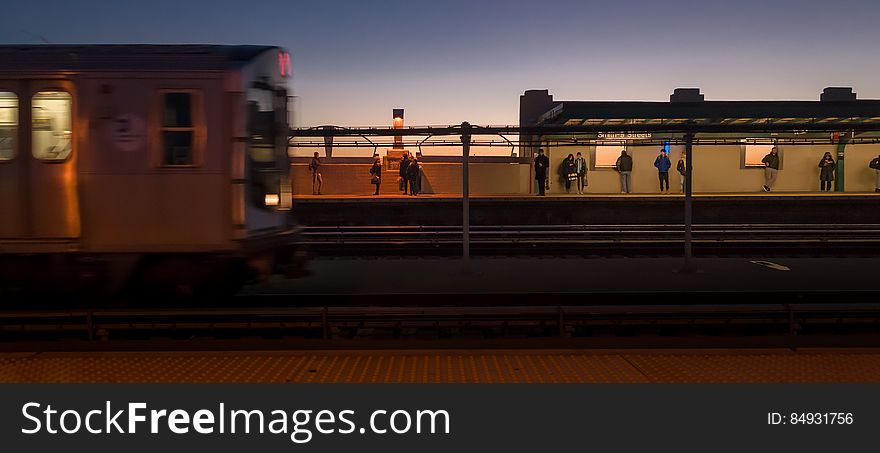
xmin=0 ymin=45 xmax=303 ymax=297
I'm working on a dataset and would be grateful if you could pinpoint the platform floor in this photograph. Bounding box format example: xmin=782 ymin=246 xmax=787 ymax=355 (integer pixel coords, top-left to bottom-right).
xmin=2 ymin=349 xmax=878 ymax=383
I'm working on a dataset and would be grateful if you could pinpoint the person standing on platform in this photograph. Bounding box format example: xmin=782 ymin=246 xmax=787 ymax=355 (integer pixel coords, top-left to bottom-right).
xmin=761 ymin=146 xmax=780 ymax=192
xmin=870 ymin=154 xmax=880 ymax=193
xmin=399 ymin=152 xmax=411 ymax=195
xmin=575 ymin=152 xmax=587 ymax=194
xmin=309 ymin=151 xmax=323 ymax=195
xmin=676 ymin=152 xmax=689 ymax=193
xmin=615 ymin=150 xmax=633 ymax=194
xmin=370 ymin=158 xmax=382 ymax=196
xmin=818 ymin=152 xmax=836 ymax=192
xmin=562 ymin=154 xmax=577 ymax=194
xmin=534 ymin=148 xmax=550 ymax=196
xmin=654 ymin=148 xmax=671 ymax=193
xmin=407 ymin=157 xmax=421 ymax=196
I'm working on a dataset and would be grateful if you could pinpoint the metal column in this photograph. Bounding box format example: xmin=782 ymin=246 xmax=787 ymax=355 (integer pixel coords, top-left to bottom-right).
xmin=461 ymin=122 xmax=471 ymax=262
xmin=683 ymin=131 xmax=694 ymax=271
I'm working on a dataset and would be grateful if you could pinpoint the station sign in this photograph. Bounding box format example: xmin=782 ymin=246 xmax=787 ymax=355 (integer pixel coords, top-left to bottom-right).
xmin=597 ymin=132 xmax=652 ymax=140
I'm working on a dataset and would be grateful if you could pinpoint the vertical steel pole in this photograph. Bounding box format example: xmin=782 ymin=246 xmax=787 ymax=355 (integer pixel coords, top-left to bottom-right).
xmin=461 ymin=122 xmax=471 ymax=262
xmin=683 ymin=131 xmax=694 ymax=271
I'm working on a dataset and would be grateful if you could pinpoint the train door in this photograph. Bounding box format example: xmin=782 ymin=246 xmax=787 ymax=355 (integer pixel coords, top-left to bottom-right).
xmin=0 ymin=82 xmax=26 ymax=238
xmin=26 ymin=80 xmax=80 ymax=239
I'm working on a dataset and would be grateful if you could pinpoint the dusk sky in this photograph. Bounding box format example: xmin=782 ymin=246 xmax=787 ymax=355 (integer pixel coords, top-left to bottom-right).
xmin=4 ymin=0 xmax=880 ymax=127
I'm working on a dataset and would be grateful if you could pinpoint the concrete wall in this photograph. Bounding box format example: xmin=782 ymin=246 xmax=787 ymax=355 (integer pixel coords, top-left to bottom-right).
xmin=291 ymin=161 xmax=530 ymax=196
xmin=292 ymin=144 xmax=880 ymax=196
xmin=545 ymin=144 xmax=880 ymax=194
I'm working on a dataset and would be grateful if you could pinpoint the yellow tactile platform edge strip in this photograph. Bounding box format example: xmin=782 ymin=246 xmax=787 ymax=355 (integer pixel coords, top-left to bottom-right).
xmin=2 ymin=350 xmax=880 ymax=383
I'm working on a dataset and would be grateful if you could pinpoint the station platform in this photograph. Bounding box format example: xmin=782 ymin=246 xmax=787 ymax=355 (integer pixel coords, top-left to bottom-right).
xmin=2 ymin=349 xmax=878 ymax=383
xmin=290 ymin=193 xmax=880 ymax=226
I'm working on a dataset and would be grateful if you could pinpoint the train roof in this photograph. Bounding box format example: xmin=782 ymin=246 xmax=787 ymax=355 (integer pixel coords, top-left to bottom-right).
xmin=0 ymin=45 xmax=283 ymax=72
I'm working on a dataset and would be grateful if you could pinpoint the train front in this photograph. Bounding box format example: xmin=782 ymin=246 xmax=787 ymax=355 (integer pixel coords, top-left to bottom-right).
xmin=236 ymin=47 xmax=305 ymax=281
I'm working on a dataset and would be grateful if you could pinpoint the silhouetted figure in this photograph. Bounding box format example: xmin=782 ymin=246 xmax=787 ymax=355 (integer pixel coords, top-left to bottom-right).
xmin=654 ymin=148 xmax=671 ymax=193
xmin=399 ymin=152 xmax=410 ymax=194
xmin=762 ymin=146 xmax=780 ymax=192
xmin=615 ymin=150 xmax=633 ymax=194
xmin=534 ymin=148 xmax=549 ymax=196
xmin=370 ymin=159 xmax=382 ymax=195
xmin=575 ymin=152 xmax=587 ymax=194
xmin=309 ymin=152 xmax=323 ymax=195
xmin=818 ymin=152 xmax=836 ymax=192
xmin=407 ymin=158 xmax=421 ymax=196
xmin=562 ymin=154 xmax=576 ymax=193
xmin=676 ymin=153 xmax=690 ymax=193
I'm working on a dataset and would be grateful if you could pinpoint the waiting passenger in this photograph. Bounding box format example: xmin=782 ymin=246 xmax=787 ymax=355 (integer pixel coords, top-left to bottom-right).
xmin=309 ymin=152 xmax=323 ymax=195
xmin=407 ymin=157 xmax=421 ymax=196
xmin=654 ymin=148 xmax=671 ymax=193
xmin=870 ymin=154 xmax=880 ymax=193
xmin=399 ymin=152 xmax=411 ymax=195
xmin=575 ymin=152 xmax=587 ymax=194
xmin=370 ymin=158 xmax=382 ymax=196
xmin=562 ymin=154 xmax=577 ymax=194
xmin=615 ymin=150 xmax=633 ymax=194
xmin=818 ymin=152 xmax=836 ymax=192
xmin=676 ymin=153 xmax=688 ymax=193
xmin=761 ymin=146 xmax=780 ymax=192
xmin=534 ymin=148 xmax=549 ymax=196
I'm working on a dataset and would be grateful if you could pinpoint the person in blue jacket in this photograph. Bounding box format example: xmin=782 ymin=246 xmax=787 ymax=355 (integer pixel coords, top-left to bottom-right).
xmin=653 ymin=148 xmax=672 ymax=193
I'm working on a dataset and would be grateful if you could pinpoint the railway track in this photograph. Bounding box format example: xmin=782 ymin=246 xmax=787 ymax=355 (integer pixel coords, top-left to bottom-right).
xmin=296 ymin=223 xmax=880 ymax=255
xmin=2 ymin=301 xmax=879 ymax=350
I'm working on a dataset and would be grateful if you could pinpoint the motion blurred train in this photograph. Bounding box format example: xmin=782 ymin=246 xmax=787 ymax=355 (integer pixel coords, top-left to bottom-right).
xmin=0 ymin=45 xmax=304 ymax=297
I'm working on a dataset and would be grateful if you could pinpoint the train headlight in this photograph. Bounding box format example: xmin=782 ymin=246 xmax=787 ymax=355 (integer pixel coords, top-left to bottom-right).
xmin=264 ymin=194 xmax=280 ymax=207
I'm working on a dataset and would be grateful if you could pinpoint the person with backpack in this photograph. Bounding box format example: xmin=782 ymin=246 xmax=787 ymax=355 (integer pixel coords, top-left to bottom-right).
xmin=818 ymin=152 xmax=836 ymax=192
xmin=615 ymin=150 xmax=633 ymax=194
xmin=653 ymin=148 xmax=672 ymax=193
xmin=870 ymin=154 xmax=880 ymax=193
xmin=308 ymin=151 xmax=323 ymax=195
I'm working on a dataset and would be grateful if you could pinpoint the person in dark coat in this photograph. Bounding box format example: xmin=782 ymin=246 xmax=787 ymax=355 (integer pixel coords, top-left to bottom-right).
xmin=308 ymin=151 xmax=323 ymax=195
xmin=761 ymin=146 xmax=780 ymax=192
xmin=534 ymin=148 xmax=549 ymax=196
xmin=653 ymin=148 xmax=672 ymax=193
xmin=676 ymin=153 xmax=690 ymax=193
xmin=407 ymin=158 xmax=421 ymax=196
xmin=370 ymin=158 xmax=382 ymax=195
xmin=562 ymin=154 xmax=577 ymax=193
xmin=818 ymin=152 xmax=836 ymax=192
xmin=615 ymin=150 xmax=633 ymax=193
xmin=575 ymin=152 xmax=587 ymax=194
xmin=398 ymin=152 xmax=411 ymax=194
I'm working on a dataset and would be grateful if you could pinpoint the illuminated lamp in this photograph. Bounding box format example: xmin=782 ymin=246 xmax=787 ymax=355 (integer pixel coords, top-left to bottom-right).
xmin=264 ymin=194 xmax=280 ymax=206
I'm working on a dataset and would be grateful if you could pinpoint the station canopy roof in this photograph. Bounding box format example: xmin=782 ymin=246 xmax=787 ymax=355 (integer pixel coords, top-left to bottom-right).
xmin=538 ymin=100 xmax=880 ymax=128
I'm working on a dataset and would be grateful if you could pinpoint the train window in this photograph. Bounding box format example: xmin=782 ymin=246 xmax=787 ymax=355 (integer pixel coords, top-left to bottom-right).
xmin=593 ymin=145 xmax=626 ymax=169
xmin=161 ymin=92 xmax=196 ymax=166
xmin=32 ymin=91 xmax=72 ymax=161
xmin=0 ymin=92 xmax=16 ymax=160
